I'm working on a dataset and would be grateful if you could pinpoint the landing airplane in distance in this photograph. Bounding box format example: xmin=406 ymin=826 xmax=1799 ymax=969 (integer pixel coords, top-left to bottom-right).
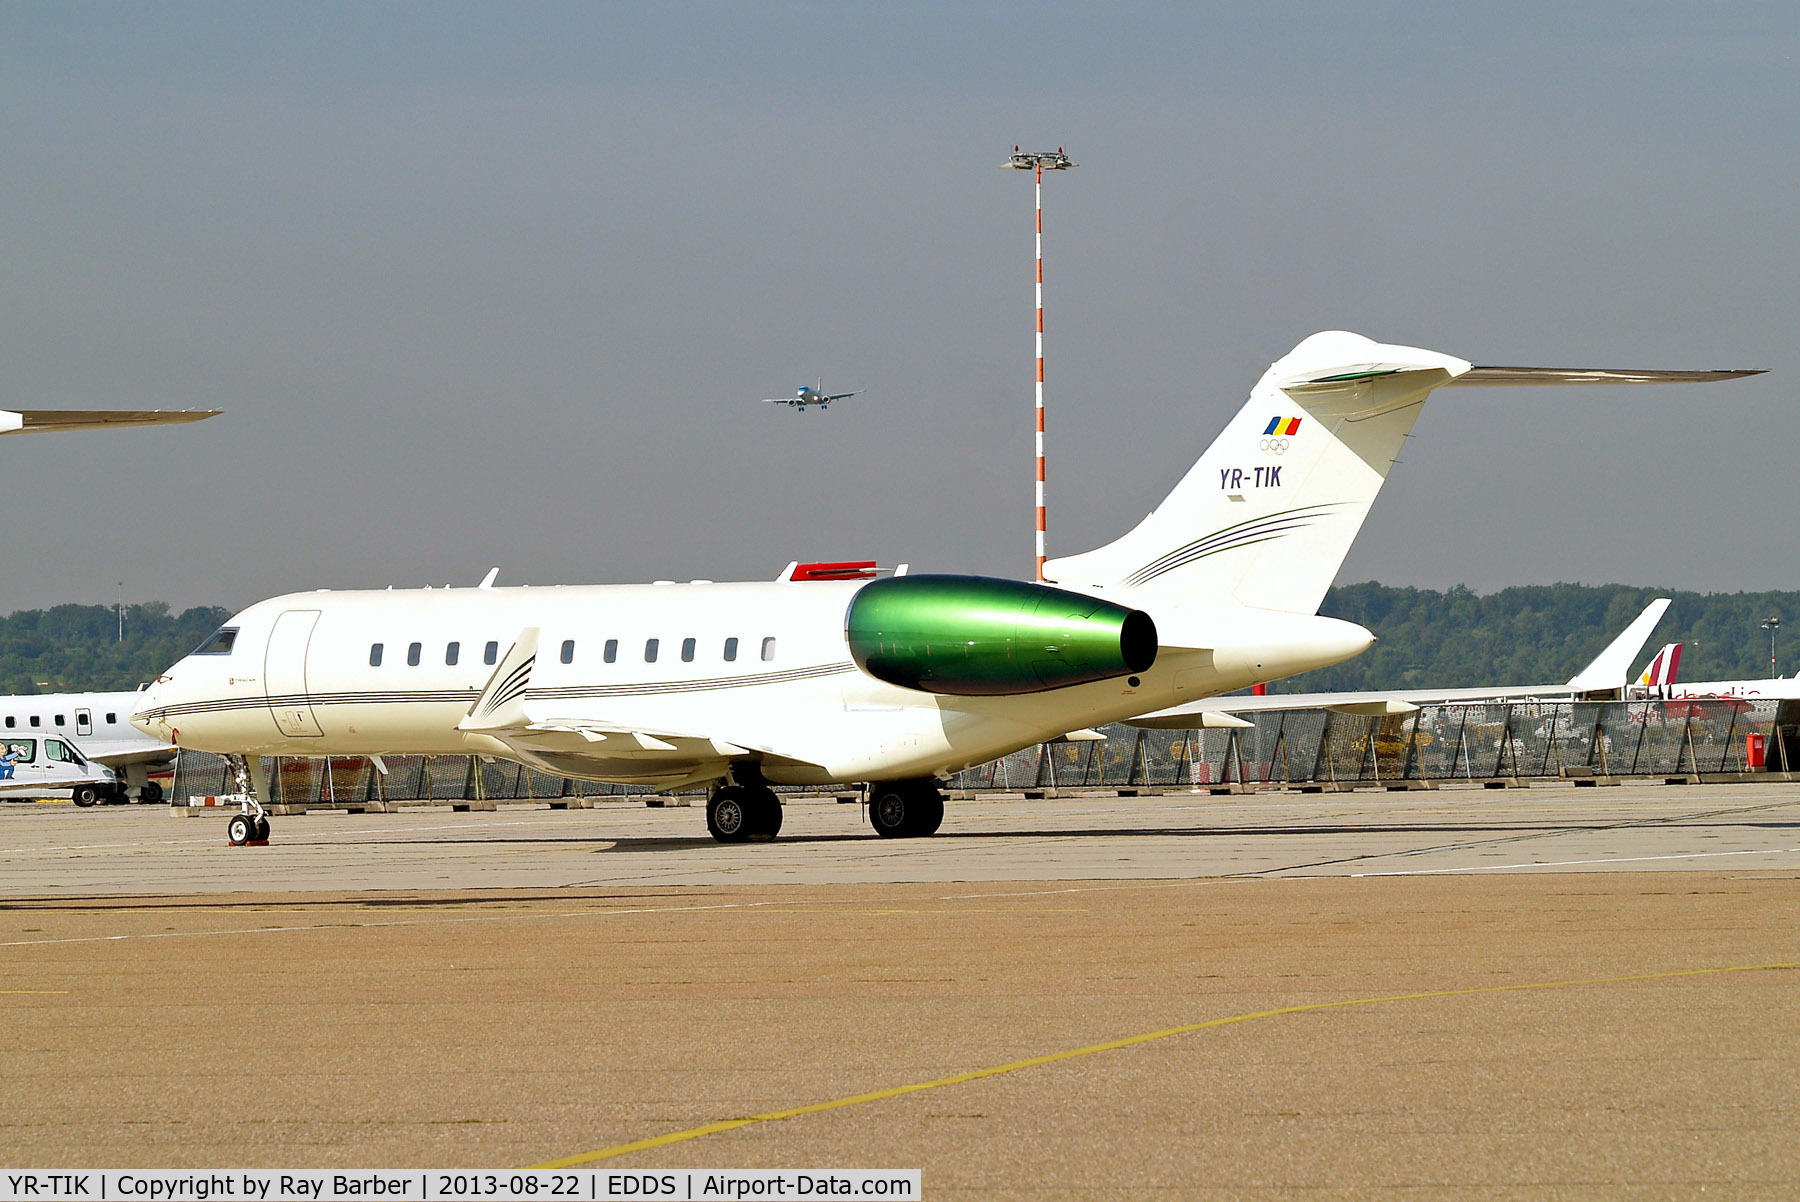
xmin=762 ymin=379 xmax=861 ymax=412
xmin=1 ymin=408 xmax=219 ymax=435
xmin=133 ymin=331 xmax=1758 ymax=845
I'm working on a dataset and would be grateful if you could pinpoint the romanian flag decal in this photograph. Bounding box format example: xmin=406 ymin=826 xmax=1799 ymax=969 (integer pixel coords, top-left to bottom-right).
xmin=1263 ymin=416 xmax=1302 ymax=436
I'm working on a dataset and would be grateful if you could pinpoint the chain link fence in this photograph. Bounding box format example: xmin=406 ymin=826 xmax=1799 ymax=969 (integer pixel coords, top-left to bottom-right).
xmin=165 ymin=697 xmax=1800 ymax=808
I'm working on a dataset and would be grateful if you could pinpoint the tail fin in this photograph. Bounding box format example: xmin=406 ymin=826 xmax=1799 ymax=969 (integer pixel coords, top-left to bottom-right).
xmin=1043 ymin=332 xmax=1469 ymax=613
xmin=1636 ymin=642 xmax=1683 ymax=688
xmin=1564 ymin=599 xmax=1672 ymax=692
xmin=1044 ymin=333 xmax=1758 ymax=615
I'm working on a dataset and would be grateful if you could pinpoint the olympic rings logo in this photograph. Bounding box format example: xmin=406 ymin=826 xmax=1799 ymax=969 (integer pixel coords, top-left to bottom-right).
xmin=1258 ymin=436 xmax=1291 ymax=455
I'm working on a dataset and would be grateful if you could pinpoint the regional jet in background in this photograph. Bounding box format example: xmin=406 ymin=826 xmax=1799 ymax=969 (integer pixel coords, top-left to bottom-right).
xmin=1 ymin=408 xmax=218 ymax=436
xmin=0 ymin=689 xmax=175 ymax=804
xmin=132 ymin=331 xmax=1758 ymax=846
xmin=762 ymin=380 xmax=862 ymax=412
xmin=1129 ymin=598 xmax=1676 ymax=729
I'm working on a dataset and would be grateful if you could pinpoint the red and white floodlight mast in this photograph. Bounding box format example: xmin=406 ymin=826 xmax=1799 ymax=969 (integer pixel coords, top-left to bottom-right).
xmin=1005 ymin=146 xmax=1077 ymax=580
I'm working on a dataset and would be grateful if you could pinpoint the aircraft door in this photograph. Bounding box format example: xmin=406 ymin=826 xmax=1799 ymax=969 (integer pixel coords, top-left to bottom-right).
xmin=76 ymin=708 xmax=92 ymax=737
xmin=265 ymin=610 xmax=325 ymax=738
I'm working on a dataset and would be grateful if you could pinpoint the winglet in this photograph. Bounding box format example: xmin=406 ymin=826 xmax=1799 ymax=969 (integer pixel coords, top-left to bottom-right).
xmin=1566 ymin=599 xmax=1671 ymax=693
xmin=459 ymin=628 xmax=540 ymax=732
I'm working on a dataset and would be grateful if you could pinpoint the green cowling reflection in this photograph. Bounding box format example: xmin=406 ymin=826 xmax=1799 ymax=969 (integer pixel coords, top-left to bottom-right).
xmin=845 ymin=574 xmax=1158 ymax=696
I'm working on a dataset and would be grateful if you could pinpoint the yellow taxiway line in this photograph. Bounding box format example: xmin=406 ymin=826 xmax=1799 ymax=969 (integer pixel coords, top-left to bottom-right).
xmin=532 ymin=960 xmax=1799 ymax=1168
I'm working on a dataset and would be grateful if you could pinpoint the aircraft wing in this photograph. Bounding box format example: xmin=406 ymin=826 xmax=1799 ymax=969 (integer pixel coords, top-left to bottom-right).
xmin=81 ymin=742 xmax=178 ymax=770
xmin=1131 ymin=597 xmax=1673 ymax=728
xmin=1127 ymin=682 xmax=1582 ymax=727
xmin=820 ymin=391 xmax=860 ymax=403
xmin=0 ymin=409 xmax=220 ymax=435
xmin=761 ymin=397 xmax=798 ymax=405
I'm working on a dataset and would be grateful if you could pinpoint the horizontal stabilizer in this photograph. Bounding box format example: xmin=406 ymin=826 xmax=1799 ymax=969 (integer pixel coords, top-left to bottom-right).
xmin=1447 ymin=367 xmax=1762 ymax=387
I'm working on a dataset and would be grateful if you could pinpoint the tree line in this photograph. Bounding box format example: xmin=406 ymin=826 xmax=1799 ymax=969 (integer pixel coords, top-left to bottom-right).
xmin=1304 ymin=582 xmax=1798 ymax=691
xmin=1 ymin=583 xmax=1796 ymax=696
xmin=0 ymin=603 xmax=230 ymax=694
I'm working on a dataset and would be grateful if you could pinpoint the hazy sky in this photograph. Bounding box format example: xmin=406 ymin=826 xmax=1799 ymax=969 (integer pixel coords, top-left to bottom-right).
xmin=2 ymin=2 xmax=1795 ymax=615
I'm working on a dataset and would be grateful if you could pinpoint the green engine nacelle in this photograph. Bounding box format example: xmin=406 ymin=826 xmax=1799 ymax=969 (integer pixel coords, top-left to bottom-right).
xmin=844 ymin=574 xmax=1158 ymax=696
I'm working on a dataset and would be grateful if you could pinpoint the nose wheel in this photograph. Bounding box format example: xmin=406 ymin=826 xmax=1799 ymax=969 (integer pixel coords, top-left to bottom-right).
xmin=222 ymin=754 xmax=271 ymax=846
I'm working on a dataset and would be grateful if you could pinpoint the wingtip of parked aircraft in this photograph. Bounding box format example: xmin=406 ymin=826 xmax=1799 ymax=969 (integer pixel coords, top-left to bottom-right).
xmin=0 ymin=409 xmax=222 ymax=435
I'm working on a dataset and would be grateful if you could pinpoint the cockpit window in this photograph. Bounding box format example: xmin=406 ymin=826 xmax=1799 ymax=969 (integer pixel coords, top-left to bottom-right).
xmin=193 ymin=627 xmax=239 ymax=656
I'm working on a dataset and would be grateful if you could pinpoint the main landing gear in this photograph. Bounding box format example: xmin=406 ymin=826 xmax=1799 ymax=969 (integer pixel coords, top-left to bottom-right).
xmin=868 ymin=778 xmax=945 ymax=838
xmin=222 ymin=754 xmax=271 ymax=847
xmin=706 ymin=782 xmax=783 ymax=843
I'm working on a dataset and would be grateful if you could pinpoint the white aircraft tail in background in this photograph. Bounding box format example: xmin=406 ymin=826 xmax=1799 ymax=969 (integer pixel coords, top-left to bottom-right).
xmin=1565 ymin=599 xmax=1675 ymax=695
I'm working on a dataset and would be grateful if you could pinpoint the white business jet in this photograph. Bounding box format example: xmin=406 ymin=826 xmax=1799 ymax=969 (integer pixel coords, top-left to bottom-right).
xmin=131 ymin=332 xmax=1756 ymax=845
xmin=0 ymin=689 xmax=176 ymax=803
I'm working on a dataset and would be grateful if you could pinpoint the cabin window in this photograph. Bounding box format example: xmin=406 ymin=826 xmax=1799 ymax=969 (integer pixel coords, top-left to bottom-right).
xmin=761 ymin=637 xmax=777 ymax=662
xmin=369 ymin=643 xmax=384 ymax=667
xmin=681 ymin=637 xmax=696 ymax=662
xmin=54 ymin=715 xmax=64 ymax=726
xmin=724 ymin=637 xmax=738 ymax=662
xmin=407 ymin=642 xmax=422 ymax=666
xmin=193 ymin=627 xmax=238 ymax=656
xmin=560 ymin=640 xmax=575 ymax=665
xmin=645 ymin=638 xmax=659 ymax=663
xmin=105 ymin=713 xmax=117 ymax=724
xmin=3 ymin=717 xmax=13 ymax=729
xmin=445 ymin=641 xmax=460 ymax=666
xmin=29 ymin=716 xmax=39 ymax=728
xmin=604 ymin=639 xmax=618 ymax=663
xmin=484 ymin=641 xmax=499 ymax=666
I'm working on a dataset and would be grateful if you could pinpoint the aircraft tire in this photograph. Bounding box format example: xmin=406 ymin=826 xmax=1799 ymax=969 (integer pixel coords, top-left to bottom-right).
xmin=253 ymin=816 xmax=271 ymax=842
xmin=707 ymin=786 xmax=752 ymax=844
xmin=909 ymin=790 xmax=945 ymax=836
xmin=72 ymin=784 xmax=101 ymax=808
xmin=141 ymin=782 xmax=164 ymax=804
xmin=745 ymin=787 xmax=783 ymax=841
xmin=227 ymin=813 xmax=254 ymax=846
xmin=869 ymin=780 xmax=943 ymax=838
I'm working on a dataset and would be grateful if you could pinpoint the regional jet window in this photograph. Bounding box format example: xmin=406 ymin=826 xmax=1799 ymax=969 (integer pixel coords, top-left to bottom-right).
xmin=369 ymin=643 xmax=384 ymax=667
xmin=55 ymin=715 xmax=65 ymax=726
xmin=645 ymin=638 xmax=660 ymax=663
xmin=484 ymin=641 xmax=499 ymax=666
xmin=106 ymin=713 xmax=117 ymax=724
xmin=3 ymin=717 xmax=12 ymax=729
xmin=560 ymin=640 xmax=575 ymax=665
xmin=604 ymin=639 xmax=618 ymax=664
xmin=446 ymin=641 xmax=460 ymax=666
xmin=193 ymin=627 xmax=239 ymax=656
xmin=723 ymin=637 xmax=738 ymax=662
xmin=761 ymin=637 xmax=776 ymax=662
xmin=29 ymin=717 xmax=39 ymax=728
xmin=406 ymin=642 xmax=421 ymax=666
xmin=681 ymin=637 xmax=696 ymax=663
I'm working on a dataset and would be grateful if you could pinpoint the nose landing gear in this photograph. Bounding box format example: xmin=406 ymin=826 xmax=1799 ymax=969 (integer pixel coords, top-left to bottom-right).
xmin=222 ymin=754 xmax=271 ymax=847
